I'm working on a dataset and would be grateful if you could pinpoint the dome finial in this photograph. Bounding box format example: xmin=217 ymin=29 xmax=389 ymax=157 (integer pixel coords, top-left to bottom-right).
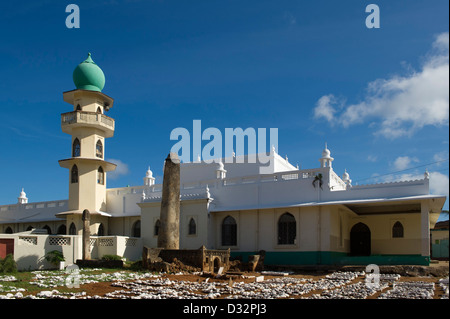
xmin=73 ymin=52 xmax=105 ymax=92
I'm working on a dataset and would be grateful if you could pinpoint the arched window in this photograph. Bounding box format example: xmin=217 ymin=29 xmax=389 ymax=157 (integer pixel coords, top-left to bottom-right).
xmin=76 ymin=104 xmax=82 ymax=111
xmin=69 ymin=222 xmax=76 ymax=235
xmin=96 ymin=107 xmax=102 ymax=114
xmin=96 ymin=140 xmax=103 ymax=158
xmin=71 ymin=165 xmax=78 ymax=183
xmin=132 ymin=220 xmax=141 ymax=237
xmin=154 ymin=220 xmax=160 ymax=236
xmin=57 ymin=224 xmax=66 ymax=235
xmin=98 ymin=223 xmax=104 ymax=236
xmin=5 ymin=227 xmax=13 ymax=234
xmin=72 ymin=138 xmax=81 ymax=157
xmin=43 ymin=225 xmax=51 ymax=235
xmin=278 ymin=213 xmax=296 ymax=245
xmin=221 ymin=216 xmax=237 ymax=246
xmin=392 ymin=221 xmax=404 ymax=238
xmin=97 ymin=166 xmax=104 ymax=185
xmin=188 ymin=218 xmax=196 ymax=235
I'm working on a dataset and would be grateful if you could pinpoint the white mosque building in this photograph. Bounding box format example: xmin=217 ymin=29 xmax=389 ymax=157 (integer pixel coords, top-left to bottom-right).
xmin=0 ymin=54 xmax=446 ymax=269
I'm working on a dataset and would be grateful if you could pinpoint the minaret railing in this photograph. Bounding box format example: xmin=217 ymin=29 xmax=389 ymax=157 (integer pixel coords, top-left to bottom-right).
xmin=61 ymin=111 xmax=115 ymax=130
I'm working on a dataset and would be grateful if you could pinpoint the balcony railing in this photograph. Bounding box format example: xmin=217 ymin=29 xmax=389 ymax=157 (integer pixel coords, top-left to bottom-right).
xmin=61 ymin=111 xmax=115 ymax=133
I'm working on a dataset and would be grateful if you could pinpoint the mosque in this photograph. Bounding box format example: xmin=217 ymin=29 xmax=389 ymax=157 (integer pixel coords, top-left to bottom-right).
xmin=0 ymin=54 xmax=446 ymax=267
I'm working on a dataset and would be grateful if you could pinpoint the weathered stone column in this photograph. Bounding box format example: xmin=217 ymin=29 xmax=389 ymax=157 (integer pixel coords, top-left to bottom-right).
xmin=82 ymin=209 xmax=91 ymax=260
xmin=158 ymin=153 xmax=181 ymax=249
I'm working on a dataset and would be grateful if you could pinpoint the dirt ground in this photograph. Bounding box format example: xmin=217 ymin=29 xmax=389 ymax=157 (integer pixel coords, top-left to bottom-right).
xmin=67 ymin=261 xmax=449 ymax=299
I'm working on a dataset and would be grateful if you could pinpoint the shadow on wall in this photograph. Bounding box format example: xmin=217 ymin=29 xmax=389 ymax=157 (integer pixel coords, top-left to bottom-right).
xmin=16 ymin=254 xmax=49 ymax=271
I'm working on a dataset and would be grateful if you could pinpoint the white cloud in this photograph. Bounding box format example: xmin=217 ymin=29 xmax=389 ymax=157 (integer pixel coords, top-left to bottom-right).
xmin=106 ymin=158 xmax=129 ymax=180
xmin=393 ymin=156 xmax=419 ymax=170
xmin=429 ymin=171 xmax=450 ymax=198
xmin=313 ymin=32 xmax=449 ymax=138
xmin=433 ymin=150 xmax=449 ymax=165
xmin=313 ymin=94 xmax=338 ymax=122
xmin=367 ymin=155 xmax=377 ymax=162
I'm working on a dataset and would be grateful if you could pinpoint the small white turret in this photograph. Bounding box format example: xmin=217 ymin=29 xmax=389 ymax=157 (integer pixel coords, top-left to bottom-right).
xmin=18 ymin=188 xmax=28 ymax=204
xmin=143 ymin=166 xmax=155 ymax=186
xmin=342 ymin=169 xmax=352 ymax=187
xmin=319 ymin=143 xmax=334 ymax=168
xmin=216 ymin=161 xmax=227 ymax=179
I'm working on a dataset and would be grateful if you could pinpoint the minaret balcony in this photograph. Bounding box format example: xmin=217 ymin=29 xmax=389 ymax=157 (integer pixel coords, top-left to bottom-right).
xmin=61 ymin=111 xmax=115 ymax=137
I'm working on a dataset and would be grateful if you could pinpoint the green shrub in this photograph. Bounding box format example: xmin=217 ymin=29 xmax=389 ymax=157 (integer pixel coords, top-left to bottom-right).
xmin=0 ymin=254 xmax=17 ymax=273
xmin=45 ymin=250 xmax=65 ymax=266
xmin=101 ymin=254 xmax=122 ymax=261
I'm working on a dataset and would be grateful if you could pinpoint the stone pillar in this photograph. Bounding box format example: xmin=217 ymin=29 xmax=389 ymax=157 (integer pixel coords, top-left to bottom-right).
xmin=420 ymin=201 xmax=430 ymax=258
xmin=82 ymin=209 xmax=91 ymax=260
xmin=158 ymin=153 xmax=181 ymax=249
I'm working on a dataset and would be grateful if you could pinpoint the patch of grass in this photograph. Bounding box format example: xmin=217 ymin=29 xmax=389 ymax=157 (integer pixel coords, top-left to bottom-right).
xmin=1 ymin=267 xmax=155 ymax=296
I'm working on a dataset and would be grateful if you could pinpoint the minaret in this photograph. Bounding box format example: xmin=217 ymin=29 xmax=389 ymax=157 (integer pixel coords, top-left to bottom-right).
xmin=216 ymin=161 xmax=227 ymax=179
xmin=58 ymin=53 xmax=117 ymax=218
xmin=342 ymin=169 xmax=352 ymax=188
xmin=18 ymin=188 xmax=28 ymax=204
xmin=319 ymin=143 xmax=334 ymax=168
xmin=144 ymin=166 xmax=155 ymax=186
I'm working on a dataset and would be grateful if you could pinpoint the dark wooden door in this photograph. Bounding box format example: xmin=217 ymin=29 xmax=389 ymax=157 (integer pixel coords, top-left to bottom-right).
xmin=0 ymin=239 xmax=14 ymax=259
xmin=350 ymin=223 xmax=371 ymax=256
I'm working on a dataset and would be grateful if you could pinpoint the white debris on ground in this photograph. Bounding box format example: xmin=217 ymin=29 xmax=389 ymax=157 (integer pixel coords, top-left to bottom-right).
xmin=378 ymin=281 xmax=435 ymax=299
xmin=438 ymin=277 xmax=448 ymax=299
xmin=29 ymin=269 xmax=159 ymax=288
xmin=0 ymin=275 xmax=17 ymax=282
xmin=0 ymin=275 xmax=23 ymax=295
xmin=306 ymin=273 xmax=403 ymax=300
xmin=0 ymin=269 xmax=447 ymax=299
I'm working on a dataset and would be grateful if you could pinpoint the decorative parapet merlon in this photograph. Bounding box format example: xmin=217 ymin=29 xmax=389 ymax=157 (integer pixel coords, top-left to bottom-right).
xmin=61 ymin=111 xmax=115 ymax=136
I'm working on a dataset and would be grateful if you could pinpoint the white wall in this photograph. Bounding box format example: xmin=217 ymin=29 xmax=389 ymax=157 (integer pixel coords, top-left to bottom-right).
xmin=139 ymin=199 xmax=210 ymax=250
xmin=347 ymin=213 xmax=422 ymax=255
xmin=0 ymin=233 xmax=142 ymax=271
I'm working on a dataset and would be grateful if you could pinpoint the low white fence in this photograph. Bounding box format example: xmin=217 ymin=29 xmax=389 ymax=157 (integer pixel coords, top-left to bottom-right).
xmin=0 ymin=233 xmax=142 ymax=271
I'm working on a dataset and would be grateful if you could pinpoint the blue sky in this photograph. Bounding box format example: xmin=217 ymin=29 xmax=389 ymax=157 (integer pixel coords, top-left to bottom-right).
xmin=0 ymin=1 xmax=448 ymax=218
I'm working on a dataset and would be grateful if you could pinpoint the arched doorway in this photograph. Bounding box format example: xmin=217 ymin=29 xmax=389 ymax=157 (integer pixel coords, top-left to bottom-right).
xmin=213 ymin=257 xmax=221 ymax=273
xmin=98 ymin=223 xmax=105 ymax=236
xmin=69 ymin=222 xmax=76 ymax=235
xmin=57 ymin=224 xmax=66 ymax=235
xmin=43 ymin=225 xmax=52 ymax=234
xmin=350 ymin=222 xmax=371 ymax=256
xmin=132 ymin=220 xmax=141 ymax=237
xmin=221 ymin=216 xmax=237 ymax=246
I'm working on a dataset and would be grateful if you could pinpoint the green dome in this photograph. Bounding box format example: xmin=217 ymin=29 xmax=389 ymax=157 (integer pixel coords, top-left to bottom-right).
xmin=73 ymin=53 xmax=105 ymax=92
